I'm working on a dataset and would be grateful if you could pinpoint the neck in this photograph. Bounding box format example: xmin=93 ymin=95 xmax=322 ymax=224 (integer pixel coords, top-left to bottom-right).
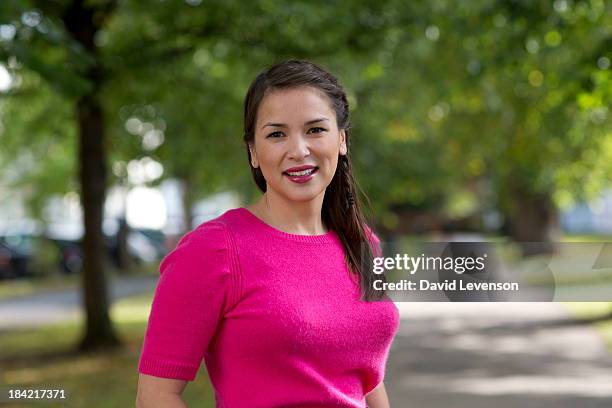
xmin=249 ymin=190 xmax=327 ymax=235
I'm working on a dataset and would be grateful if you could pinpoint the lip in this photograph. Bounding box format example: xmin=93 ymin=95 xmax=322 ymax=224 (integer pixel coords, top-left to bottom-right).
xmin=283 ymin=165 xmax=319 ymax=184
xmin=284 ymin=165 xmax=317 ymax=173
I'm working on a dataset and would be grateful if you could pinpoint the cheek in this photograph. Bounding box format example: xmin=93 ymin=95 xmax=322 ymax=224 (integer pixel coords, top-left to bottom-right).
xmin=327 ymin=158 xmax=340 ymax=179
xmin=319 ymin=153 xmax=339 ymax=181
xmin=256 ymin=146 xmax=284 ymax=179
xmin=321 ymin=142 xmax=341 ymax=169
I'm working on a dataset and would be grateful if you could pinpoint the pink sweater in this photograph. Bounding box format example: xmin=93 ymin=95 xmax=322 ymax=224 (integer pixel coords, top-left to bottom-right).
xmin=138 ymin=208 xmax=399 ymax=407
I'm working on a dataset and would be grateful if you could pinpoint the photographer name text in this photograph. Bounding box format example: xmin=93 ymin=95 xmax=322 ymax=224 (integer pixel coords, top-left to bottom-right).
xmin=373 ymin=279 xmax=519 ymax=292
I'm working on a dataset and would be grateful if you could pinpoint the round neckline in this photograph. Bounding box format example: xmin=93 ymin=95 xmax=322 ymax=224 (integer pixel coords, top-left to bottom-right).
xmin=236 ymin=207 xmax=337 ymax=244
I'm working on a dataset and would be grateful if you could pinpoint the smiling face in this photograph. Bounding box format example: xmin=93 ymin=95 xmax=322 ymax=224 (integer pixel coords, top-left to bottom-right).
xmin=249 ymin=86 xmax=347 ymax=206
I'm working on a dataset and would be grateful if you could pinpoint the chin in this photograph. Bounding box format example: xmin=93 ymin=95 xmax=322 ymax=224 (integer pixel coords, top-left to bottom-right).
xmin=283 ymin=190 xmax=323 ymax=203
xmin=270 ymin=184 xmax=324 ymax=204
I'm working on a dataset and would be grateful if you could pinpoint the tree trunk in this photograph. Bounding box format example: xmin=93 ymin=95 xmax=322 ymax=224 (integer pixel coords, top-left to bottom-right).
xmin=77 ymin=94 xmax=119 ymax=349
xmin=505 ymin=184 xmax=560 ymax=257
xmin=63 ymin=0 xmax=120 ymax=350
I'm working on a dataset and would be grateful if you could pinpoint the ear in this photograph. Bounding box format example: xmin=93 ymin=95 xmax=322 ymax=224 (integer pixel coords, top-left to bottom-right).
xmin=249 ymin=143 xmax=259 ymax=168
xmin=339 ymin=129 xmax=347 ymax=156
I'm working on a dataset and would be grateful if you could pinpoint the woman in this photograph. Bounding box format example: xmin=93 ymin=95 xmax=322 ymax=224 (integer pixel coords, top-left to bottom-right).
xmin=136 ymin=60 xmax=399 ymax=407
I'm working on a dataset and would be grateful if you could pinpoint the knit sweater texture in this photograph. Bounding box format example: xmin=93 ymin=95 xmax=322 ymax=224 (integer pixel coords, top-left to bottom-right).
xmin=138 ymin=207 xmax=399 ymax=407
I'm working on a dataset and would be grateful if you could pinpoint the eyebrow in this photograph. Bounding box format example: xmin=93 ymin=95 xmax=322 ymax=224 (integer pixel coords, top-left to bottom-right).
xmin=261 ymin=118 xmax=329 ymax=129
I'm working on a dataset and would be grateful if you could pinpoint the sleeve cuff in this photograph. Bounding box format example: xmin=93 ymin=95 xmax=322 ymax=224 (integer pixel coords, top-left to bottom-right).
xmin=138 ymin=358 xmax=200 ymax=381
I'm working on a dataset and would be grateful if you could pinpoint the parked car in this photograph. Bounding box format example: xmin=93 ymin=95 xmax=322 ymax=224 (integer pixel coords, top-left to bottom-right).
xmin=107 ymin=229 xmax=161 ymax=267
xmin=49 ymin=238 xmax=83 ymax=275
xmin=0 ymin=240 xmax=30 ymax=279
xmin=0 ymin=222 xmax=168 ymax=278
xmin=133 ymin=228 xmax=169 ymax=259
xmin=0 ymin=232 xmax=74 ymax=278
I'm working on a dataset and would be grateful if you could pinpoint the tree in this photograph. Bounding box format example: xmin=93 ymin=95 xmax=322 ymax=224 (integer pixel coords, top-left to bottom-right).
xmin=0 ymin=0 xmax=404 ymax=350
xmin=1 ymin=0 xmax=121 ymax=349
xmin=351 ymin=0 xmax=612 ymax=251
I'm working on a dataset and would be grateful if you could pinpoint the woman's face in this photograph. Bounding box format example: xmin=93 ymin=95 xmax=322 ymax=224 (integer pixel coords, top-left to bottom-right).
xmin=249 ymin=86 xmax=347 ymax=206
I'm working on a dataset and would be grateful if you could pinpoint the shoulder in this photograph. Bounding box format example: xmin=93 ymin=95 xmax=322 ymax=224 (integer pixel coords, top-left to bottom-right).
xmin=167 ymin=218 xmax=227 ymax=254
xmin=160 ymin=218 xmax=233 ymax=278
xmin=166 ymin=208 xmax=245 ymax=259
xmin=157 ymin=216 xmax=241 ymax=308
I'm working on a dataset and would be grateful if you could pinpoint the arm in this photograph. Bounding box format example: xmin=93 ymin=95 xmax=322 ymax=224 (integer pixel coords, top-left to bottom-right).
xmin=365 ymin=381 xmax=391 ymax=408
xmin=136 ymin=374 xmax=188 ymax=408
xmin=137 ymin=222 xmax=234 ymax=405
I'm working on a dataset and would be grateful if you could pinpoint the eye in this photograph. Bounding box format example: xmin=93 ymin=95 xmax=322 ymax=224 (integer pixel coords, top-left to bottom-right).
xmin=266 ymin=131 xmax=284 ymax=138
xmin=308 ymin=127 xmax=327 ymax=134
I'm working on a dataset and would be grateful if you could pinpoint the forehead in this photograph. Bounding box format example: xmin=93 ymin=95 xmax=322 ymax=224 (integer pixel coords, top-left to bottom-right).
xmin=256 ymin=86 xmax=336 ymax=125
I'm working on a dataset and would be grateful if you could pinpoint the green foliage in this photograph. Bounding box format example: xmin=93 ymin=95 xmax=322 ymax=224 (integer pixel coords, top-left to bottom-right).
xmin=0 ymin=0 xmax=610 ymax=228
xmin=0 ymin=69 xmax=76 ymax=217
xmin=349 ymin=0 xmax=612 ymax=226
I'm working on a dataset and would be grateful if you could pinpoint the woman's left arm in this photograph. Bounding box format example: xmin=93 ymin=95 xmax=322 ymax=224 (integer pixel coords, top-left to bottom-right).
xmin=365 ymin=381 xmax=391 ymax=408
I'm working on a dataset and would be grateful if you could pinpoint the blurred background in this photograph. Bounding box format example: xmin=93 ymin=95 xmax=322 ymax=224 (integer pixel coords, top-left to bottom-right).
xmin=0 ymin=0 xmax=611 ymax=407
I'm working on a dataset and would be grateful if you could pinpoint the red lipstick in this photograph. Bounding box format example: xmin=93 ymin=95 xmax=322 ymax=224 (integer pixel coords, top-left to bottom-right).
xmin=283 ymin=165 xmax=318 ymax=184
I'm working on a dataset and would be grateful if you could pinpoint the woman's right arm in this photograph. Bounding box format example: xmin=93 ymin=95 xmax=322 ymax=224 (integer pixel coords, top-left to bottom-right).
xmin=137 ymin=222 xmax=235 ymax=405
xmin=136 ymin=374 xmax=188 ymax=408
xmin=137 ymin=221 xmax=235 ymax=405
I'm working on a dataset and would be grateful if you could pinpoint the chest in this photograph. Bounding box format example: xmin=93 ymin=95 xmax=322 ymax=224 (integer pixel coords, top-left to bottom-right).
xmin=218 ymin=248 xmax=399 ymax=360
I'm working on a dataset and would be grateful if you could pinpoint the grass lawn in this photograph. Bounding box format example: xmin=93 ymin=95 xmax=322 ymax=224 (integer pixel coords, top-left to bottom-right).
xmin=0 ymin=294 xmax=215 ymax=407
xmin=562 ymin=302 xmax=612 ymax=351
xmin=561 ymin=234 xmax=612 ymax=242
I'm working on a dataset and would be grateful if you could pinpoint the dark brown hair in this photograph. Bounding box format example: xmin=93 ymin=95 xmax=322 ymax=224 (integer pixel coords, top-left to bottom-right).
xmin=243 ymin=60 xmax=384 ymax=301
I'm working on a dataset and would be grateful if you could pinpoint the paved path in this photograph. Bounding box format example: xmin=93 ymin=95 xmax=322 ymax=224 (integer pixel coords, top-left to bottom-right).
xmin=0 ymin=275 xmax=157 ymax=330
xmin=386 ymin=302 xmax=612 ymax=407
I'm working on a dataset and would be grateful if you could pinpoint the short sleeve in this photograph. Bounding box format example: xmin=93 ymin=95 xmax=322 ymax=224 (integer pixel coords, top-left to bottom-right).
xmin=138 ymin=221 xmax=236 ymax=381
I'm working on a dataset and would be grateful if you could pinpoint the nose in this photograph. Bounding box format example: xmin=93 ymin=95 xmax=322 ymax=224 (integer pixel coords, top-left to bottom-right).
xmin=286 ymin=133 xmax=310 ymax=161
